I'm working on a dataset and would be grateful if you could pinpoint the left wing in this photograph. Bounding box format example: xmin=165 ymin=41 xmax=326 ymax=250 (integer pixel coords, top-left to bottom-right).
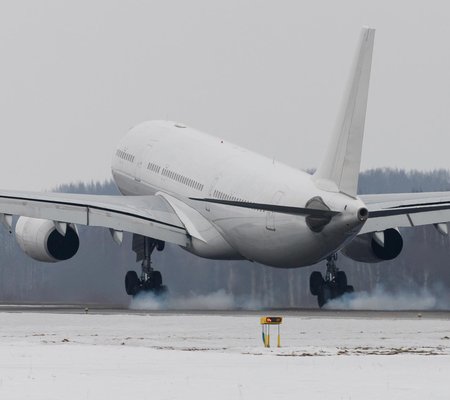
xmin=360 ymin=192 xmax=450 ymax=234
xmin=0 ymin=190 xmax=189 ymax=246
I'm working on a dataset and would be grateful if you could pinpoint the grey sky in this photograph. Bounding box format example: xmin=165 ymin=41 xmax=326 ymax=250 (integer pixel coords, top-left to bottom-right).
xmin=1 ymin=0 xmax=449 ymax=190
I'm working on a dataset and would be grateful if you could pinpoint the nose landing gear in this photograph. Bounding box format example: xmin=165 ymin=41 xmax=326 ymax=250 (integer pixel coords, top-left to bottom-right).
xmin=125 ymin=236 xmax=167 ymax=296
xmin=309 ymin=254 xmax=354 ymax=308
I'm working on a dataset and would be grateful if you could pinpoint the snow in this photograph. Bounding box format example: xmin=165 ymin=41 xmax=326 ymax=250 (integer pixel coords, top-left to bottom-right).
xmin=0 ymin=310 xmax=449 ymax=399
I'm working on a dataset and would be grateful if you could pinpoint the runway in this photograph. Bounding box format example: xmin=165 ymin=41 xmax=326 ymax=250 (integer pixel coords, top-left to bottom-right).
xmin=0 ymin=305 xmax=449 ymax=399
xmin=0 ymin=304 xmax=449 ymax=319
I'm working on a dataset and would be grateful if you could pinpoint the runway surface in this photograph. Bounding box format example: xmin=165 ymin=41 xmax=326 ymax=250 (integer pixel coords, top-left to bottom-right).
xmin=0 ymin=305 xmax=449 ymax=399
xmin=1 ymin=304 xmax=449 ymax=318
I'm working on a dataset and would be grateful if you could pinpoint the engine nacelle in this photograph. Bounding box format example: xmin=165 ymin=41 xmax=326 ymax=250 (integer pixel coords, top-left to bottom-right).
xmin=15 ymin=217 xmax=80 ymax=262
xmin=341 ymin=228 xmax=403 ymax=263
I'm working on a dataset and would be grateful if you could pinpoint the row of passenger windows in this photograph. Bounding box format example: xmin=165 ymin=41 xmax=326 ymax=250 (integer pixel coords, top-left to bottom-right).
xmin=147 ymin=162 xmax=161 ymax=173
xmin=116 ymin=151 xmax=202 ymax=192
xmin=162 ymin=168 xmax=204 ymax=191
xmin=116 ymin=149 xmax=135 ymax=162
xmin=213 ymin=190 xmax=245 ymax=203
xmin=213 ymin=190 xmax=264 ymax=212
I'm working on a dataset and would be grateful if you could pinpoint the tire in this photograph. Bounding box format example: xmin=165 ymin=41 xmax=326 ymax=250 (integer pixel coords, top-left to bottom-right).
xmin=125 ymin=271 xmax=140 ymax=296
xmin=151 ymin=271 xmax=163 ymax=287
xmin=335 ymin=271 xmax=348 ymax=294
xmin=317 ymin=283 xmax=331 ymax=308
xmin=310 ymin=271 xmax=324 ymax=296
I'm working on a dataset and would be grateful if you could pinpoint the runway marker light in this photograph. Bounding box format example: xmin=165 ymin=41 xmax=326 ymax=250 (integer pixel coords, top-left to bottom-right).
xmin=260 ymin=316 xmax=283 ymax=348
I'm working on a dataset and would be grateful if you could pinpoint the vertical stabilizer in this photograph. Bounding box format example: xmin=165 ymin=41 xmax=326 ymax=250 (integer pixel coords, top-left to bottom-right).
xmin=313 ymin=27 xmax=375 ymax=197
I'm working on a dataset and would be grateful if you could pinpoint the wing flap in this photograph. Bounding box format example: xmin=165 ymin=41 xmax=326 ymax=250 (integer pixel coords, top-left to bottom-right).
xmin=410 ymin=209 xmax=450 ymax=226
xmin=0 ymin=196 xmax=88 ymax=225
xmin=0 ymin=190 xmax=189 ymax=246
xmin=360 ymin=214 xmax=411 ymax=234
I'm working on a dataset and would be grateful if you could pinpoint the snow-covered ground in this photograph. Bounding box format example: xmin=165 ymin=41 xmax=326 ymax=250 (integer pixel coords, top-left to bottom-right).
xmin=0 ymin=310 xmax=449 ymax=399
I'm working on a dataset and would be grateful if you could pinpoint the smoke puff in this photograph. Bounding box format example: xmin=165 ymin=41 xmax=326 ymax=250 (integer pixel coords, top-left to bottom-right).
xmin=130 ymin=289 xmax=262 ymax=311
xmin=325 ymin=285 xmax=450 ymax=311
xmin=131 ymin=285 xmax=450 ymax=311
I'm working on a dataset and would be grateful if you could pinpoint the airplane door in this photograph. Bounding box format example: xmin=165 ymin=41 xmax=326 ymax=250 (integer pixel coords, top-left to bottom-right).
xmin=266 ymin=191 xmax=284 ymax=231
xmin=206 ymin=174 xmax=221 ymax=211
xmin=134 ymin=145 xmax=152 ymax=182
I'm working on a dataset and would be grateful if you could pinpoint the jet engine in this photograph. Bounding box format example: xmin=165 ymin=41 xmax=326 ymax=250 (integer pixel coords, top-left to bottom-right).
xmin=15 ymin=217 xmax=80 ymax=262
xmin=341 ymin=228 xmax=403 ymax=263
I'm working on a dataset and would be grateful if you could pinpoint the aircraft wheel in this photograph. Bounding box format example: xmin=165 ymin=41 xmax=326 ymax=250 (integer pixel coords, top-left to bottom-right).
xmin=336 ymin=271 xmax=348 ymax=294
xmin=318 ymin=283 xmax=331 ymax=308
xmin=141 ymin=271 xmax=164 ymax=292
xmin=310 ymin=271 xmax=324 ymax=296
xmin=151 ymin=271 xmax=163 ymax=287
xmin=125 ymin=271 xmax=140 ymax=296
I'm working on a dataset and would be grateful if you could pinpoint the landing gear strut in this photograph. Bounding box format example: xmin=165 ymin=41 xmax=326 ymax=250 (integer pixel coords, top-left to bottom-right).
xmin=309 ymin=254 xmax=354 ymax=308
xmin=125 ymin=237 xmax=167 ymax=296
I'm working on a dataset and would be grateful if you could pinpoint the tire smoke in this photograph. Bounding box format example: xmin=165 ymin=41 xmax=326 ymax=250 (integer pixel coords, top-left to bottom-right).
xmin=129 ymin=289 xmax=262 ymax=311
xmin=325 ymin=285 xmax=450 ymax=310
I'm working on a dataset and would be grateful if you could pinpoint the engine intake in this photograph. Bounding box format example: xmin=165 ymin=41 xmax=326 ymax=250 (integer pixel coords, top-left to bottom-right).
xmin=15 ymin=217 xmax=80 ymax=262
xmin=341 ymin=228 xmax=403 ymax=263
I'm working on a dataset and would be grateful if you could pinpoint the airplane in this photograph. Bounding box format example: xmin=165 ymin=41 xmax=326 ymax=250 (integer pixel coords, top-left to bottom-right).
xmin=2 ymin=27 xmax=450 ymax=307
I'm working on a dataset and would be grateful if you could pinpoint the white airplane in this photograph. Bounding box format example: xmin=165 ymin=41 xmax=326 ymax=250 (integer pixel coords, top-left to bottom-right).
xmin=2 ymin=27 xmax=450 ymax=307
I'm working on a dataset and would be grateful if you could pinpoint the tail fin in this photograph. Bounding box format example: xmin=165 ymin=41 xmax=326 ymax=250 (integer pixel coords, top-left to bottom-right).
xmin=313 ymin=27 xmax=375 ymax=198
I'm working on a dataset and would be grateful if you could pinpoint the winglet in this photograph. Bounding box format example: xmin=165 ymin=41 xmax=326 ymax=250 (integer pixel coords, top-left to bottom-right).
xmin=313 ymin=27 xmax=375 ymax=198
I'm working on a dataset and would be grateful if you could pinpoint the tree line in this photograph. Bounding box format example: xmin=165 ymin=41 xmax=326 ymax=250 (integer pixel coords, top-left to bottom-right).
xmin=0 ymin=169 xmax=449 ymax=307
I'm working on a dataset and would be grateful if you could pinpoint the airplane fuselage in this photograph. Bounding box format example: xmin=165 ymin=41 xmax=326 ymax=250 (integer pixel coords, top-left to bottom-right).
xmin=111 ymin=121 xmax=367 ymax=268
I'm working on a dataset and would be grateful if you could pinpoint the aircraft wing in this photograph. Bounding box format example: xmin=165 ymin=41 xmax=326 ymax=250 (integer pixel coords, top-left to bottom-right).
xmin=0 ymin=190 xmax=189 ymax=246
xmin=359 ymin=192 xmax=450 ymax=234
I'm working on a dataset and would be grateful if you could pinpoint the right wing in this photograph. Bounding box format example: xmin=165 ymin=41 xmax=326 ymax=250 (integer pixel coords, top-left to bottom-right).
xmin=360 ymin=192 xmax=450 ymax=234
xmin=0 ymin=190 xmax=189 ymax=246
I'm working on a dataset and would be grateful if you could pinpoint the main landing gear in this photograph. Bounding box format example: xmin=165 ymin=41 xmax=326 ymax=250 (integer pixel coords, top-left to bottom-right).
xmin=125 ymin=237 xmax=167 ymax=296
xmin=309 ymin=254 xmax=354 ymax=308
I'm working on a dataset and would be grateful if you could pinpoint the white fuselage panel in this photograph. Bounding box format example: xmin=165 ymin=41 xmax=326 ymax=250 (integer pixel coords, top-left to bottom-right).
xmin=111 ymin=121 xmax=365 ymax=268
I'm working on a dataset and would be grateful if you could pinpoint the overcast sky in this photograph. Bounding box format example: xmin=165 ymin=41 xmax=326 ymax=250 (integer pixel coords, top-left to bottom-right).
xmin=1 ymin=0 xmax=450 ymax=190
